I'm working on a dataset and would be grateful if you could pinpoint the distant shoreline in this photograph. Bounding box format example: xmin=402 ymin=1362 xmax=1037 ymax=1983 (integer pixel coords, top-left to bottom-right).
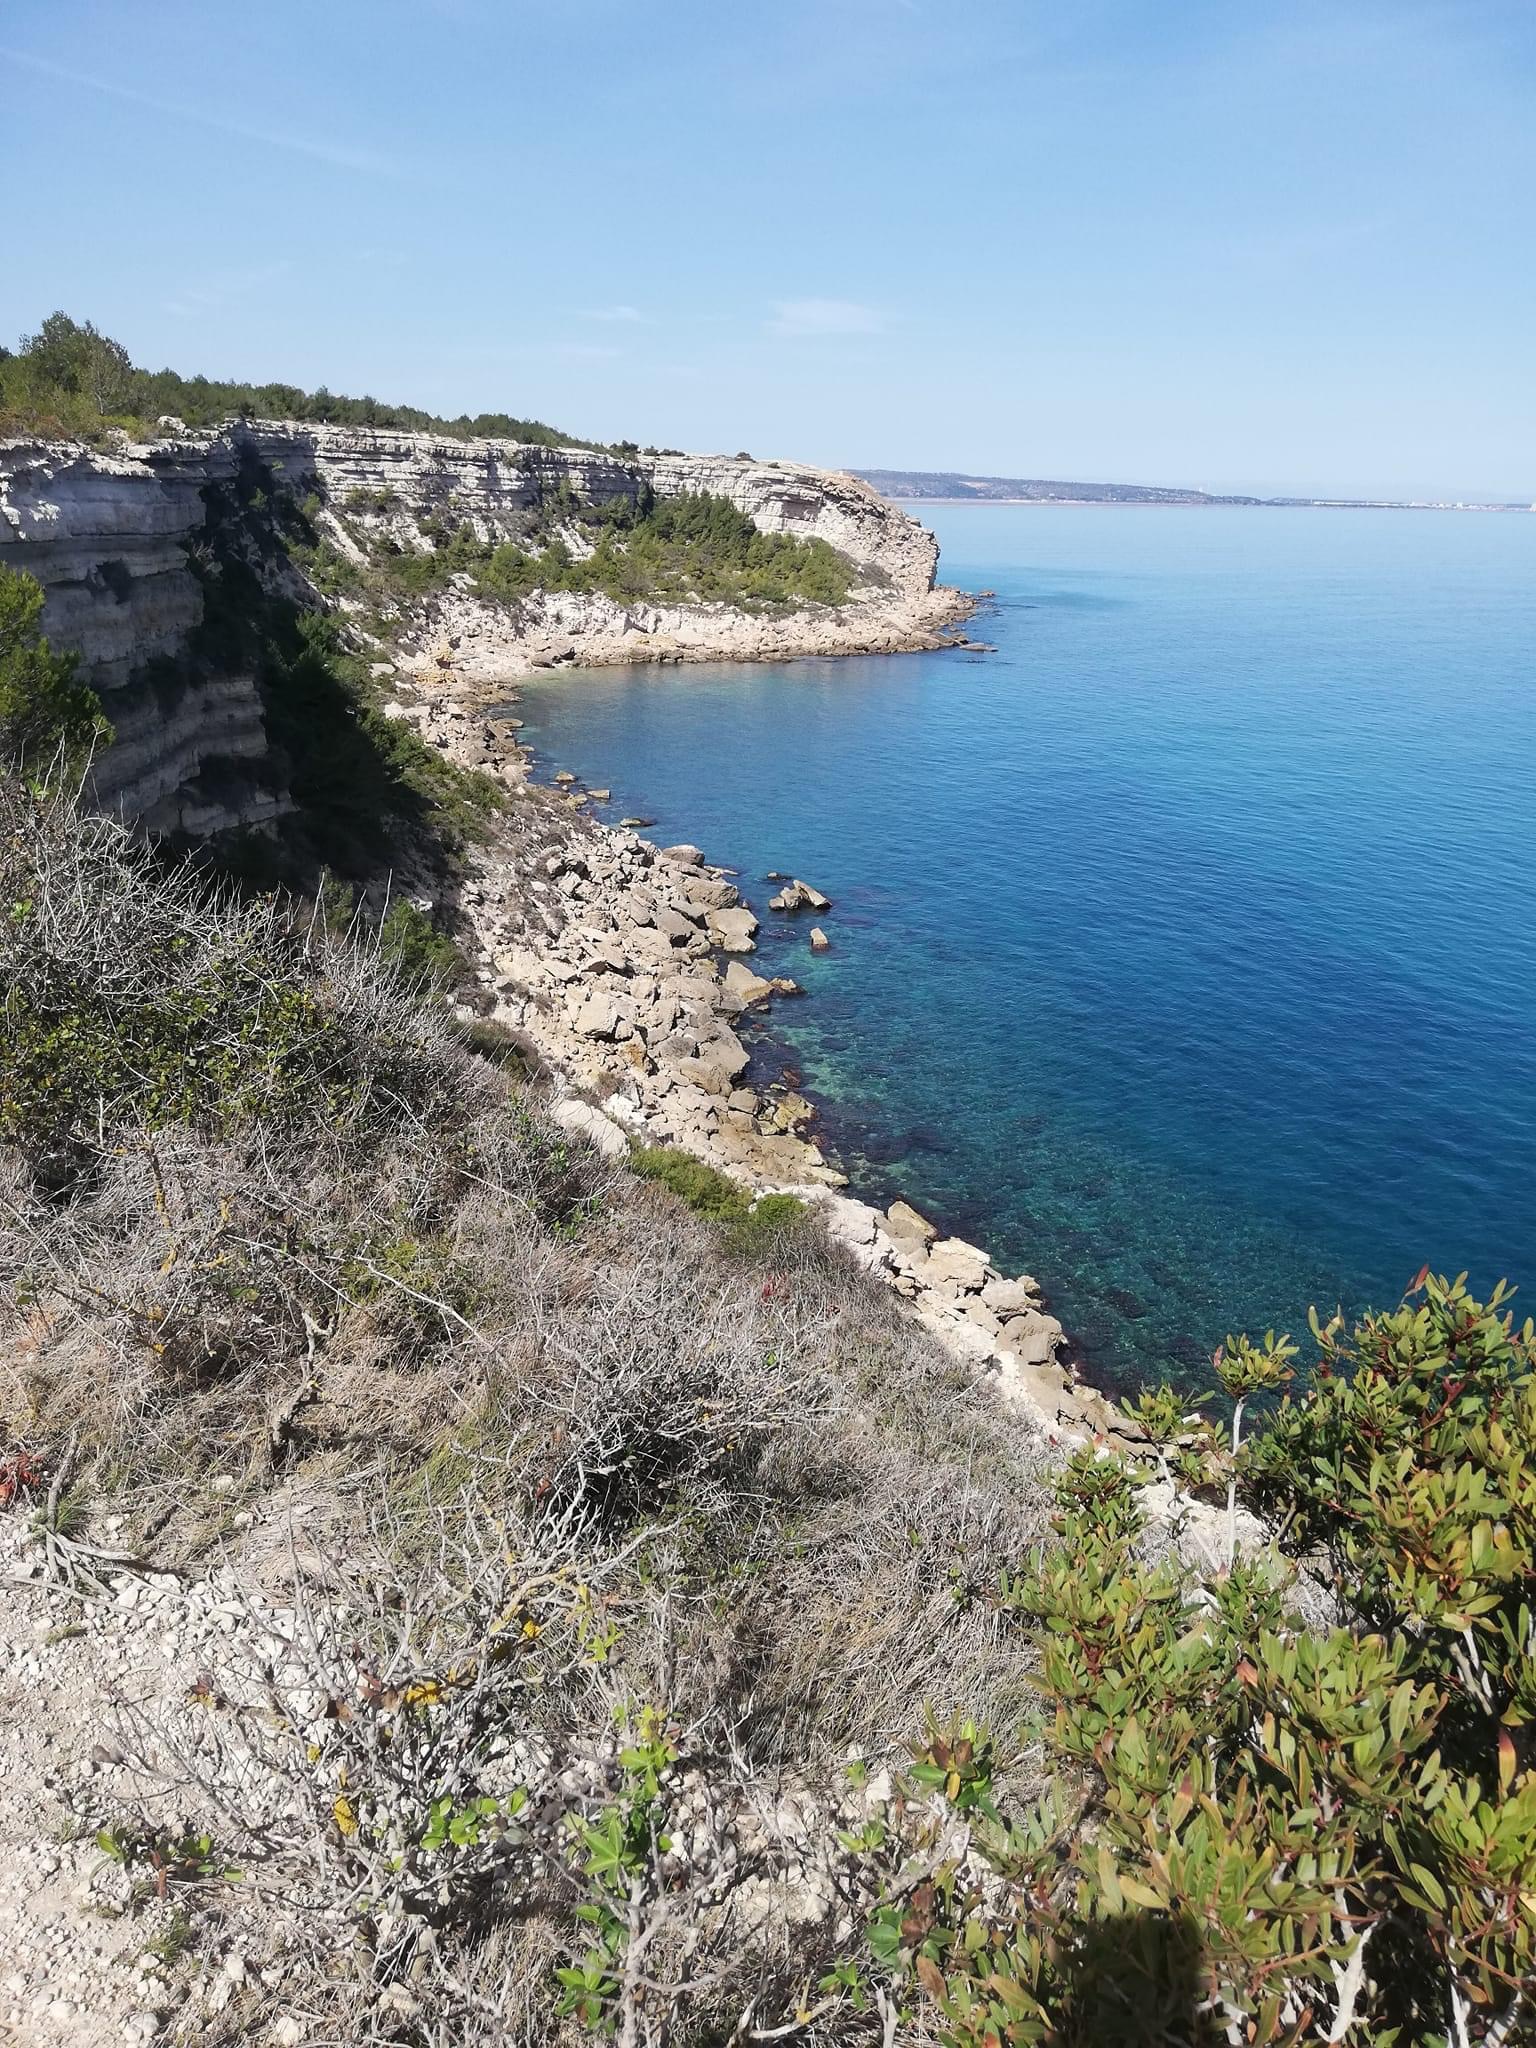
xmin=860 ymin=465 xmax=1532 ymax=514
xmin=886 ymin=495 xmax=1534 ymax=513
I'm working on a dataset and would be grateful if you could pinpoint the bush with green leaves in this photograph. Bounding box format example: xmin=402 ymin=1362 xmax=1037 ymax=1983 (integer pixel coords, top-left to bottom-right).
xmin=0 ymin=562 xmax=109 ymax=774
xmin=475 ymin=488 xmax=854 ymax=612
xmin=866 ymin=1272 xmax=1535 ymax=2046
xmin=627 ymin=1144 xmax=806 ymax=1257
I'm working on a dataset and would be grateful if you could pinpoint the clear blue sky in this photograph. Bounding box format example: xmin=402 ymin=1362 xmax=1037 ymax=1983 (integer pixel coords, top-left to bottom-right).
xmin=4 ymin=0 xmax=1533 ymax=498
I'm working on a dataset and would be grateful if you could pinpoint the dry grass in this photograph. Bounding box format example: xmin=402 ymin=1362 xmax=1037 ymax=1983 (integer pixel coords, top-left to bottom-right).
xmin=0 ymin=780 xmax=1056 ymax=2041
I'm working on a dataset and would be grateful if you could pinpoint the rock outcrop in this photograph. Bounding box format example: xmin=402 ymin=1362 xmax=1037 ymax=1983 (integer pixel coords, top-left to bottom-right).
xmin=1 ymin=422 xmax=966 ymax=836
xmin=0 ymin=434 xmax=281 ymax=836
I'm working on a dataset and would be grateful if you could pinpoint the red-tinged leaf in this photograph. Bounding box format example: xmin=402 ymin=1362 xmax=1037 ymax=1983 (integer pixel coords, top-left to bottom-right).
xmin=1236 ymin=1659 xmax=1259 ymax=1686
xmin=1498 ymin=1728 xmax=1518 ymax=1795
xmin=915 ymin=1956 xmax=948 ymax=2004
xmin=1408 ymin=1264 xmax=1430 ymax=1295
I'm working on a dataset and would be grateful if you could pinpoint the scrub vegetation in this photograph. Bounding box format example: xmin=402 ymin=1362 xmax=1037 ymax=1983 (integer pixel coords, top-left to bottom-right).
xmin=2 ymin=765 xmax=1532 ymax=2043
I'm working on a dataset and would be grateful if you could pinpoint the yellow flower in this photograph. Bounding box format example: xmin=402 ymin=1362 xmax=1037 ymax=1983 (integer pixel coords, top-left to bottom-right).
xmin=332 ymin=1795 xmax=358 ymax=1837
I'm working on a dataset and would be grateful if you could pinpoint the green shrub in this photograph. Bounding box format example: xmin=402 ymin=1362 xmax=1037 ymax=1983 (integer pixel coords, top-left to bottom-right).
xmin=378 ymin=898 xmax=469 ymax=992
xmin=723 ymin=1190 xmax=807 ymax=1258
xmin=872 ymin=1272 xmax=1536 ymax=2046
xmin=0 ymin=563 xmax=110 ymax=773
xmin=474 ymin=490 xmax=854 ymax=612
xmin=628 ymin=1145 xmax=748 ymax=1222
xmin=452 ymin=1014 xmax=533 ymax=1075
xmin=627 ymin=1147 xmax=808 ymax=1260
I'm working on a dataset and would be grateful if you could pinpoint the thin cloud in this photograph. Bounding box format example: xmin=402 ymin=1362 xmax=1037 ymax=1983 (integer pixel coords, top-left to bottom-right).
xmin=583 ymin=304 xmax=646 ymax=324
xmin=0 ymin=46 xmax=397 ymax=176
xmin=556 ymin=342 xmax=623 ymax=361
xmin=164 ymin=260 xmax=293 ymax=320
xmin=768 ymin=298 xmax=885 ymax=337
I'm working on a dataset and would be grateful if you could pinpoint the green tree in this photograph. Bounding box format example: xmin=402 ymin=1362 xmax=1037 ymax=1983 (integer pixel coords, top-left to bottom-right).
xmin=19 ymin=311 xmax=132 ymax=413
xmin=0 ymin=563 xmax=109 ymax=773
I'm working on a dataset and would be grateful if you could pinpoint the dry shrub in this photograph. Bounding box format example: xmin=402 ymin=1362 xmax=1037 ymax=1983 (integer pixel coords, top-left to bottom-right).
xmin=1 ymin=781 xmax=1058 ymax=2039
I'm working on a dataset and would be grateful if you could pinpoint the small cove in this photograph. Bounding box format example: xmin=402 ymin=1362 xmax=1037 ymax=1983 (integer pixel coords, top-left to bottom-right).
xmin=511 ymin=504 xmax=1536 ymax=1399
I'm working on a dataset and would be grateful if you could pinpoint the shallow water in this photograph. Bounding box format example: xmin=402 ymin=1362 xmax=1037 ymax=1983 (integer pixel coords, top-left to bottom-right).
xmin=512 ymin=505 xmax=1536 ymax=1397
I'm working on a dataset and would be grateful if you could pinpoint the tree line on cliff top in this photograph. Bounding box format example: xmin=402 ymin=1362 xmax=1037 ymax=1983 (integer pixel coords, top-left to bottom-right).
xmin=0 ymin=310 xmax=609 ymax=448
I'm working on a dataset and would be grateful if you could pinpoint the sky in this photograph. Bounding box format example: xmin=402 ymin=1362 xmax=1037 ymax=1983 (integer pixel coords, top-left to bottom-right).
xmin=3 ymin=0 xmax=1534 ymax=499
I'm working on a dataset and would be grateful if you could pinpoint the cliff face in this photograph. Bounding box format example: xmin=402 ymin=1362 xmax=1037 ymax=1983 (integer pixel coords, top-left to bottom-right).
xmin=0 ymin=422 xmax=952 ymax=835
xmin=282 ymin=427 xmax=941 ymax=599
xmin=0 ymin=433 xmax=280 ymax=835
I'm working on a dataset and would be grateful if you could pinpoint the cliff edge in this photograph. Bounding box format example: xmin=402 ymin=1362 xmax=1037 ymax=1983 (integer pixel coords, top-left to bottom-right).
xmin=0 ymin=423 xmax=970 ymax=836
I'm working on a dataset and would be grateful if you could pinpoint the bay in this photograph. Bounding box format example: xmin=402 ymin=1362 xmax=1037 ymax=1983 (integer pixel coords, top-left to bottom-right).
xmin=512 ymin=504 xmax=1536 ymax=1396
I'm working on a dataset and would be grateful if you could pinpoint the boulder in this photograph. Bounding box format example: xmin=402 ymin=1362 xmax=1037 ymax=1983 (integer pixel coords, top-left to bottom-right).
xmin=822 ymin=1197 xmax=880 ymax=1247
xmin=706 ymin=906 xmax=759 ymax=953
xmin=699 ymin=1027 xmax=751 ymax=1080
xmin=571 ymin=992 xmax=627 ymax=1041
xmin=925 ymin=1237 xmax=991 ymax=1290
xmin=723 ymin=960 xmax=774 ymax=1007
xmin=998 ymin=1308 xmax=1065 ymax=1368
xmin=674 ymin=1055 xmax=733 ymax=1097
xmin=980 ymin=1274 xmax=1044 ymax=1316
xmin=885 ymin=1200 xmax=938 ymax=1248
xmin=808 ymin=926 xmax=830 ymax=952
xmin=552 ymin=1098 xmax=628 ymax=1160
xmin=661 ymin=844 xmax=705 ymax=867
xmin=963 ymin=1298 xmax=1003 ymax=1338
xmin=996 ymin=1357 xmax=1081 ymax=1431
xmin=768 ymin=878 xmax=832 ymax=913
xmin=553 ymin=770 xmax=576 ymax=785
xmin=683 ymin=875 xmax=740 ymax=911
xmin=768 ymin=1091 xmax=814 ymax=1132
xmin=581 ymin=945 xmax=630 ymax=977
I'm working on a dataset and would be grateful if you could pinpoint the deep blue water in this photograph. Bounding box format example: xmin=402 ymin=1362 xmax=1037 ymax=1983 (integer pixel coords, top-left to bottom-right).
xmin=512 ymin=506 xmax=1536 ymax=1398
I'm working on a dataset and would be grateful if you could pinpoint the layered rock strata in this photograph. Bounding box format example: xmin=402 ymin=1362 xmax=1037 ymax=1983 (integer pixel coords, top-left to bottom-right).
xmin=0 ymin=434 xmax=280 ymax=835
xmin=1 ymin=422 xmax=968 ymax=833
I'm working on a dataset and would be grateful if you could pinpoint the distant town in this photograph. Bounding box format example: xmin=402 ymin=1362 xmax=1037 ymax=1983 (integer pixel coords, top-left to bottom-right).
xmin=856 ymin=468 xmax=1534 ymax=512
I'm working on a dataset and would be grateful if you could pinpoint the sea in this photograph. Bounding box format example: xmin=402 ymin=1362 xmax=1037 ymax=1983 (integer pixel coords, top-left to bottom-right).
xmin=510 ymin=504 xmax=1536 ymax=1399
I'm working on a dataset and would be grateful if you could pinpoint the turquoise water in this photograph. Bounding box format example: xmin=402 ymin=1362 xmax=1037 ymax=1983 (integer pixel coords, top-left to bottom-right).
xmin=512 ymin=506 xmax=1536 ymax=1398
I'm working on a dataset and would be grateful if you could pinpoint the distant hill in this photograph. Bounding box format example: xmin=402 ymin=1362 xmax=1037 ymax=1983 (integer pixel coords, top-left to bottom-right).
xmin=856 ymin=469 xmax=1262 ymax=507
xmin=855 ymin=467 xmax=1533 ymax=512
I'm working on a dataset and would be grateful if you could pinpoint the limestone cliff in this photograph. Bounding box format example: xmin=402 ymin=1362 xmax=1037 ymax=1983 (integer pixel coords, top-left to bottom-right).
xmin=0 ymin=422 xmax=961 ymax=835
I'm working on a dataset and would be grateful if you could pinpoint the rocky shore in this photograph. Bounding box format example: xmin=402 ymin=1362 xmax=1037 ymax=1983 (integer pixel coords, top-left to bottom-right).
xmin=442 ymin=725 xmax=1139 ymax=1455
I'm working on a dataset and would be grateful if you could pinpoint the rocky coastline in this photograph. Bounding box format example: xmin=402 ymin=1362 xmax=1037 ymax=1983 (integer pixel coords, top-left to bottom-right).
xmin=437 ymin=708 xmax=1141 ymax=1456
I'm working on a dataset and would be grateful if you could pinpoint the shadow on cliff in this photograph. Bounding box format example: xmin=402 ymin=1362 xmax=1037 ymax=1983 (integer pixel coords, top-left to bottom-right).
xmin=183 ymin=453 xmax=483 ymax=890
